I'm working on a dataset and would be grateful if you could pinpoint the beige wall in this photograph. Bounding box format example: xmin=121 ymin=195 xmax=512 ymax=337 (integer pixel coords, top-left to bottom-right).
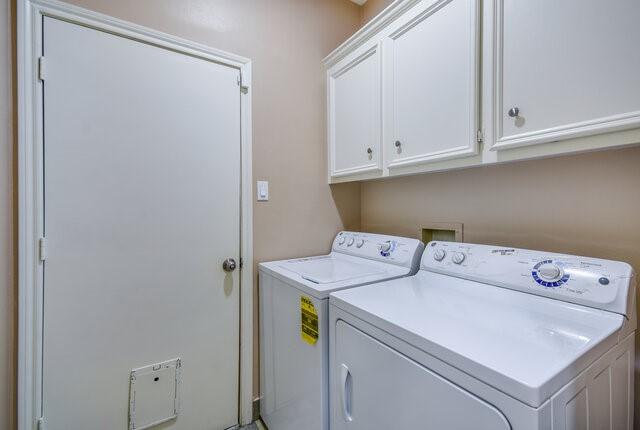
xmin=362 ymin=146 xmax=640 ymax=268
xmin=0 ymin=1 xmax=363 ymax=427
xmin=361 ymin=0 xmax=393 ymax=24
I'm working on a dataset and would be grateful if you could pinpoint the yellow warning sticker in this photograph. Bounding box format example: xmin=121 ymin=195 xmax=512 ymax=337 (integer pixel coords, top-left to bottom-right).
xmin=301 ymin=296 xmax=319 ymax=345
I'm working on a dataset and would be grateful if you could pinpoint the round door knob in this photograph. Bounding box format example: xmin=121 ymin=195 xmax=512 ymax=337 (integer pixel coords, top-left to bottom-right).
xmin=367 ymin=147 xmax=373 ymax=155
xmin=222 ymin=258 xmax=237 ymax=272
xmin=452 ymin=252 xmax=466 ymax=265
xmin=433 ymin=249 xmax=446 ymax=261
xmin=538 ymin=263 xmax=562 ymax=280
xmin=395 ymin=140 xmax=402 ymax=148
xmin=508 ymin=107 xmax=520 ymax=118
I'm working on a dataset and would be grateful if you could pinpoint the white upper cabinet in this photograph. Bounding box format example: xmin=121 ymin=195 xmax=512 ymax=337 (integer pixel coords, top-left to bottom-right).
xmin=493 ymin=0 xmax=640 ymax=150
xmin=324 ymin=0 xmax=640 ymax=182
xmin=328 ymin=40 xmax=382 ymax=179
xmin=383 ymin=0 xmax=479 ymax=169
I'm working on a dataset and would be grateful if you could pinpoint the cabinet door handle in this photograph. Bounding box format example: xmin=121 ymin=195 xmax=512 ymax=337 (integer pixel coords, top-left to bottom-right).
xmin=395 ymin=140 xmax=401 ymax=148
xmin=340 ymin=363 xmax=353 ymax=422
xmin=366 ymin=147 xmax=373 ymax=155
xmin=508 ymin=107 xmax=520 ymax=118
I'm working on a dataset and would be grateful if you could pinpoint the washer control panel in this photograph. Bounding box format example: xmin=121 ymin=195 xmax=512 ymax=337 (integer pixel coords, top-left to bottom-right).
xmin=422 ymin=241 xmax=635 ymax=317
xmin=332 ymin=231 xmax=424 ymax=269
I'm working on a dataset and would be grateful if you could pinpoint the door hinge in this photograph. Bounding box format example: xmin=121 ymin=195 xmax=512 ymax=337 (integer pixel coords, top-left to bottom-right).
xmin=37 ymin=417 xmax=46 ymax=430
xmin=38 ymin=56 xmax=46 ymax=81
xmin=238 ymin=73 xmax=248 ymax=94
xmin=39 ymin=237 xmax=47 ymax=262
xmin=239 ymin=258 xmax=244 ymax=269
xmin=476 ymin=129 xmax=484 ymax=144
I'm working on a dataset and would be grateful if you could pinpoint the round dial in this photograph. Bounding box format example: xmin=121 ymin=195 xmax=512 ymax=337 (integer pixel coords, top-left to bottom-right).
xmin=338 ymin=236 xmax=346 ymax=245
xmin=347 ymin=237 xmax=355 ymax=246
xmin=531 ymin=259 xmax=570 ymax=287
xmin=538 ymin=263 xmax=561 ymax=280
xmin=433 ymin=249 xmax=446 ymax=261
xmin=380 ymin=242 xmax=392 ymax=253
xmin=356 ymin=239 xmax=365 ymax=248
xmin=452 ymin=252 xmax=466 ymax=265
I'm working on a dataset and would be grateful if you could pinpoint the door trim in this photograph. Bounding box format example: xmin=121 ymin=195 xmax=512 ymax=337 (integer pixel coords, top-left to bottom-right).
xmin=17 ymin=1 xmax=254 ymax=428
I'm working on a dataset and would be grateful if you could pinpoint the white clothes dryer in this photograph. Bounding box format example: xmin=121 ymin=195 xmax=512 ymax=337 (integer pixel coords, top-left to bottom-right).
xmin=330 ymin=241 xmax=636 ymax=430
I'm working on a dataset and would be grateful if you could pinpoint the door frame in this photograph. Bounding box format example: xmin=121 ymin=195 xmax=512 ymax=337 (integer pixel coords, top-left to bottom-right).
xmin=17 ymin=0 xmax=254 ymax=428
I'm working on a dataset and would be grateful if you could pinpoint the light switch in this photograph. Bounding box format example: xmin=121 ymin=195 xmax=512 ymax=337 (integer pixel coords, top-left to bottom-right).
xmin=257 ymin=181 xmax=269 ymax=201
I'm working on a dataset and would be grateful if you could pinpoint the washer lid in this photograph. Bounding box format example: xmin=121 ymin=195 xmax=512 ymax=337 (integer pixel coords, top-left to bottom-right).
xmin=259 ymin=253 xmax=412 ymax=299
xmin=330 ymin=271 xmax=626 ymax=408
xmin=280 ymin=255 xmax=386 ymax=284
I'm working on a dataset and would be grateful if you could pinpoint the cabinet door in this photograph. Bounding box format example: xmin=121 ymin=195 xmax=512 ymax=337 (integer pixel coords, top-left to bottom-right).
xmin=331 ymin=320 xmax=511 ymax=430
xmin=384 ymin=0 xmax=479 ymax=170
xmin=494 ymin=0 xmax=640 ymax=150
xmin=328 ymin=41 xmax=382 ymax=180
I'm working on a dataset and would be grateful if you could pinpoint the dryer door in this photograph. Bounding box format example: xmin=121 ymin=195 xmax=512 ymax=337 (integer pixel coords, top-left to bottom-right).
xmin=332 ymin=320 xmax=511 ymax=430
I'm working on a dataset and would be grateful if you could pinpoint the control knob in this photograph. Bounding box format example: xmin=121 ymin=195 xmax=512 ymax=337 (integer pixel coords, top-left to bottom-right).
xmin=537 ymin=263 xmax=562 ymax=281
xmin=356 ymin=239 xmax=365 ymax=248
xmin=452 ymin=252 xmax=466 ymax=265
xmin=347 ymin=237 xmax=355 ymax=246
xmin=380 ymin=242 xmax=392 ymax=253
xmin=338 ymin=236 xmax=346 ymax=245
xmin=433 ymin=249 xmax=446 ymax=261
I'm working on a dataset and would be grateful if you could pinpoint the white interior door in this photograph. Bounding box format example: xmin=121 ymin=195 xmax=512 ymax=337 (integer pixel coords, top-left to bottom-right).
xmin=42 ymin=16 xmax=241 ymax=430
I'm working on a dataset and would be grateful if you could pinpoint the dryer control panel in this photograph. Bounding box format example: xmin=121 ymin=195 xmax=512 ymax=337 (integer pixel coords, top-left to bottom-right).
xmin=332 ymin=231 xmax=424 ymax=270
xmin=422 ymin=241 xmax=635 ymax=317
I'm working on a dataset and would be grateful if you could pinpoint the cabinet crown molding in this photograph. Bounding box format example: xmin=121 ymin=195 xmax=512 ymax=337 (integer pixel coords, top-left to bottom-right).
xmin=323 ymin=0 xmax=422 ymax=67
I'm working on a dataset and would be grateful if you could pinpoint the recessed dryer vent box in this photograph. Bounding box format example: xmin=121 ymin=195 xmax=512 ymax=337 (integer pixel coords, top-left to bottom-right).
xmin=129 ymin=358 xmax=182 ymax=430
xmin=420 ymin=222 xmax=463 ymax=243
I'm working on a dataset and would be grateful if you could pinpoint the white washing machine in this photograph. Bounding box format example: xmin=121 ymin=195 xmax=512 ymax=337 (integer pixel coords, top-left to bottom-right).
xmin=329 ymin=241 xmax=636 ymax=430
xmin=259 ymin=231 xmax=424 ymax=430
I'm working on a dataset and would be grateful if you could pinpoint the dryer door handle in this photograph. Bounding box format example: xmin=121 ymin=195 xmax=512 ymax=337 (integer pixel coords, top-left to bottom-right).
xmin=340 ymin=363 xmax=353 ymax=422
